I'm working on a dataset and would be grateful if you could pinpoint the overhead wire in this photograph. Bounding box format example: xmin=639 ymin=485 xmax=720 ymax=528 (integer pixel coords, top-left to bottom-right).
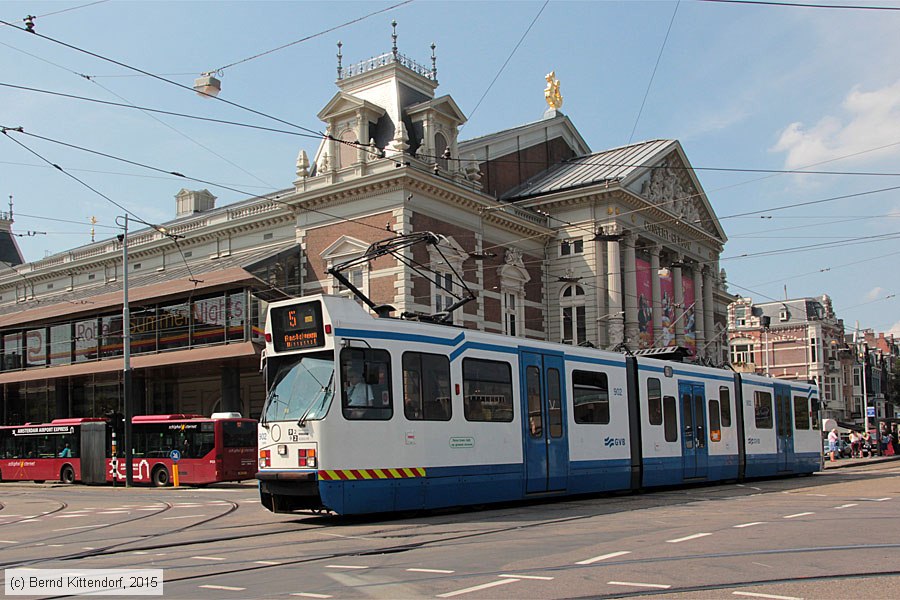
xmin=628 ymin=0 xmax=680 ymax=144
xmin=697 ymin=0 xmax=900 ymax=11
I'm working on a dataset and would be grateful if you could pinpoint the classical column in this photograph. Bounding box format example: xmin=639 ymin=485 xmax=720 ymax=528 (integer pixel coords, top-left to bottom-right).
xmin=622 ymin=231 xmax=639 ymax=350
xmin=356 ymin=109 xmax=369 ymax=165
xmin=594 ymin=232 xmax=608 ymax=347
xmin=693 ymin=264 xmax=706 ymax=357
xmin=703 ymin=267 xmax=715 ymax=357
xmin=672 ymin=257 xmax=685 ymax=348
xmin=649 ymin=244 xmax=662 ymax=339
xmin=606 ymin=224 xmax=624 ymax=348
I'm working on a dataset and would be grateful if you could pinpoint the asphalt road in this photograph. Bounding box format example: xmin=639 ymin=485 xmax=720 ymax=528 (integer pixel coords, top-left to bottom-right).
xmin=2 ymin=461 xmax=899 ymax=599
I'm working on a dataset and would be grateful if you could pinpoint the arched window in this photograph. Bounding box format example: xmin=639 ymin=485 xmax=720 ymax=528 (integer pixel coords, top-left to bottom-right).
xmin=338 ymin=129 xmax=358 ymax=169
xmin=434 ymin=132 xmax=448 ymax=170
xmin=560 ymin=284 xmax=586 ymax=345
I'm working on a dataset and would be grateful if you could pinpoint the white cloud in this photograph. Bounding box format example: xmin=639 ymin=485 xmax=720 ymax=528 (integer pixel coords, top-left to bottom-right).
xmin=771 ymin=80 xmax=900 ymax=170
xmin=866 ymin=287 xmax=884 ymax=301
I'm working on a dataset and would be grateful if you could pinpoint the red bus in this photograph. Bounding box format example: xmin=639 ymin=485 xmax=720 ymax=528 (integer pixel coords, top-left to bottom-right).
xmin=0 ymin=414 xmax=257 ymax=486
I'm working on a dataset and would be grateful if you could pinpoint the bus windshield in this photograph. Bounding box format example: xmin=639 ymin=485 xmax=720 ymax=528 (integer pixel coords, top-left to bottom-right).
xmin=263 ymin=357 xmax=335 ymax=423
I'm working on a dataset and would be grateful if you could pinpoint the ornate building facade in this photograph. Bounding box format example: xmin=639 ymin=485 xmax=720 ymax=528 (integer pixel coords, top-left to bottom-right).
xmin=0 ymin=34 xmax=731 ymax=424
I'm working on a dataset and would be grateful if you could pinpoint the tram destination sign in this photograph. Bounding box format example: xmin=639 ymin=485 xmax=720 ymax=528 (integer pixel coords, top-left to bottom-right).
xmin=271 ymin=301 xmax=325 ymax=351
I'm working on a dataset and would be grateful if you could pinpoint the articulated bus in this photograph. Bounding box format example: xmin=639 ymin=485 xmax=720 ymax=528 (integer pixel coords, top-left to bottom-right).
xmin=257 ymin=295 xmax=821 ymax=516
xmin=0 ymin=414 xmax=257 ymax=486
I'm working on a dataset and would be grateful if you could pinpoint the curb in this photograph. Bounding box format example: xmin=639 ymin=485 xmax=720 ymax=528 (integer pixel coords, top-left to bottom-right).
xmin=823 ymin=455 xmax=900 ymax=470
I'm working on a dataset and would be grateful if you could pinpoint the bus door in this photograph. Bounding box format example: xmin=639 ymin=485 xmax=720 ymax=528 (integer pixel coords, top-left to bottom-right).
xmin=520 ymin=351 xmax=568 ymax=493
xmin=679 ymin=380 xmax=708 ymax=479
xmin=774 ymin=383 xmax=794 ymax=471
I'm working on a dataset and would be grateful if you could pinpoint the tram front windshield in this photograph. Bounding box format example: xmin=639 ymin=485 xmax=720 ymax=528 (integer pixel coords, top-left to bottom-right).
xmin=263 ymin=356 xmax=334 ymax=423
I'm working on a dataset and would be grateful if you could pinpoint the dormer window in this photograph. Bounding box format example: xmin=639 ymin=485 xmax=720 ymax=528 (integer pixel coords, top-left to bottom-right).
xmin=779 ymin=309 xmax=789 ymax=321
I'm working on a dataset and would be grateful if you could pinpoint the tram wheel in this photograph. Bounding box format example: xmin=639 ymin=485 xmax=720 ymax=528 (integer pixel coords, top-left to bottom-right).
xmin=151 ymin=466 xmax=170 ymax=487
xmin=60 ymin=465 xmax=75 ymax=484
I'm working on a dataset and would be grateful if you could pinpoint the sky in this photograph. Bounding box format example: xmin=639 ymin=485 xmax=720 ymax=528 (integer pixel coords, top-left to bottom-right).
xmin=1 ymin=0 xmax=900 ymax=337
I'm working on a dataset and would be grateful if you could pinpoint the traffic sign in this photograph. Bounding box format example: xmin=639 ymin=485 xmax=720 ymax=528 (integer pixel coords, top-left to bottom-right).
xmin=866 ymin=407 xmax=875 ymax=418
xmin=169 ymin=449 xmax=181 ymax=463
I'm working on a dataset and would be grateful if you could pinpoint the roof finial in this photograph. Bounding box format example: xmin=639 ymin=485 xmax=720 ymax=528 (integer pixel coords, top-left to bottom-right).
xmin=336 ymin=41 xmax=343 ymax=79
xmin=431 ymin=42 xmax=437 ymax=79
xmin=391 ymin=20 xmax=398 ymax=58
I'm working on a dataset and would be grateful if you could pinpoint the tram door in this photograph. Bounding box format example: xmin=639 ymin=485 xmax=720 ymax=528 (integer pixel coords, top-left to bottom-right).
xmin=520 ymin=351 xmax=568 ymax=493
xmin=774 ymin=383 xmax=794 ymax=471
xmin=678 ymin=381 xmax=708 ymax=479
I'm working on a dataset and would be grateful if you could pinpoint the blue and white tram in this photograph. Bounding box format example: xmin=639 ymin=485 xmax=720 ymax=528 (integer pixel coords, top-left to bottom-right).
xmin=256 ymin=295 xmax=821 ymax=515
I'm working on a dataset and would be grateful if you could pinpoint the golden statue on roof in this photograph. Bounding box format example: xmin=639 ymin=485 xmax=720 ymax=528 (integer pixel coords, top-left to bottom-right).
xmin=544 ymin=71 xmax=563 ymax=110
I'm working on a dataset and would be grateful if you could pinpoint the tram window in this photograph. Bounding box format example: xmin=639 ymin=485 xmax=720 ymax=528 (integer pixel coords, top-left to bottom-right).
xmin=719 ymin=386 xmax=731 ymax=427
xmin=754 ymin=391 xmax=773 ymax=429
xmin=793 ymin=396 xmax=810 ymax=430
xmin=572 ymin=370 xmax=609 ymax=424
xmin=547 ymin=368 xmax=562 ymax=438
xmin=647 ymin=378 xmax=662 ymax=425
xmin=708 ymin=399 xmax=722 ymax=442
xmin=663 ymin=395 xmax=677 ymax=442
xmin=341 ymin=348 xmax=393 ymax=420
xmin=526 ymin=366 xmax=542 ymax=436
xmin=462 ymin=358 xmax=513 ymax=422
xmin=811 ymin=399 xmax=821 ymax=429
xmin=402 ymin=352 xmax=451 ymax=421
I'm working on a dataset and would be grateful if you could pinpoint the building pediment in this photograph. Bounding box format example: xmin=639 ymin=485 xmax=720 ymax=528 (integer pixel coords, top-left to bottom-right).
xmin=406 ymin=95 xmax=467 ymax=125
xmin=623 ymin=143 xmax=727 ymax=242
xmin=317 ymin=92 xmax=386 ymax=122
xmin=320 ymin=235 xmax=370 ymax=262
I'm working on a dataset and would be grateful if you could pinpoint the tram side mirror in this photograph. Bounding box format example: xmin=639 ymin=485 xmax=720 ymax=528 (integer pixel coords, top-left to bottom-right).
xmin=363 ymin=362 xmax=380 ymax=385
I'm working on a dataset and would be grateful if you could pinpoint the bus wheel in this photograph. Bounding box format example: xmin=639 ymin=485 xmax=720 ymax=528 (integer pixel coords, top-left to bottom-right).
xmin=151 ymin=466 xmax=170 ymax=487
xmin=60 ymin=465 xmax=75 ymax=484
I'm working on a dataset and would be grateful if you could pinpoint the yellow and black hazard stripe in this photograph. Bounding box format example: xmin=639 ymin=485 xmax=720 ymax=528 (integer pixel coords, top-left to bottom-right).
xmin=318 ymin=468 xmax=426 ymax=481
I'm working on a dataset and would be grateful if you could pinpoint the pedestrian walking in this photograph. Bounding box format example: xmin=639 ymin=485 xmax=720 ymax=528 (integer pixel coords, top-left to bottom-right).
xmin=849 ymin=430 xmax=860 ymax=458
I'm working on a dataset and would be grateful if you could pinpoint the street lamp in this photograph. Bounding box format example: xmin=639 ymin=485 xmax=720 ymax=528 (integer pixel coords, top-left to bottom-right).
xmin=115 ymin=215 xmax=134 ymax=487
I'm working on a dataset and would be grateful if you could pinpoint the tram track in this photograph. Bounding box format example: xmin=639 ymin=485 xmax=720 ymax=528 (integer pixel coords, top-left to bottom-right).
xmin=0 ymin=499 xmax=68 ymax=527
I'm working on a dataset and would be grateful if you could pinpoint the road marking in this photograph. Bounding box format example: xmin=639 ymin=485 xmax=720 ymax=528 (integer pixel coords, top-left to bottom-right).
xmin=199 ymin=585 xmax=245 ymax=591
xmin=54 ymin=514 xmax=86 ymax=518
xmin=291 ymin=594 xmax=332 ymax=599
xmin=576 ymin=550 xmax=631 ymax=565
xmin=163 ymin=514 xmax=207 ymax=520
xmin=53 ymin=525 xmax=97 ymax=532
xmin=437 ymin=579 xmax=519 ymax=597
xmin=48 ymin=544 xmax=64 ymax=547
xmin=667 ymin=533 xmax=712 ymax=543
xmin=406 ymin=568 xmax=455 ymax=574
xmin=254 ymin=560 xmax=282 ymax=565
xmin=192 ymin=556 xmax=226 ymax=561
xmin=132 ymin=551 xmax=149 ymax=555
xmin=874 ymin=497 xmax=892 ymax=502
xmin=98 ymin=511 xmax=129 ymax=515
xmin=20 ymin=519 xmax=40 ymax=523
xmin=0 ymin=540 xmax=17 ymax=544
xmin=137 ymin=508 xmax=160 ymax=511
xmin=82 ymin=547 xmax=95 ymax=550
xmin=325 ymin=564 xmax=368 ymax=569
xmin=608 ymin=581 xmax=671 ymax=589
xmin=783 ymin=512 xmax=814 ymax=519
xmin=733 ymin=592 xmax=803 ymax=600
xmin=835 ymin=504 xmax=858 ymax=509
xmin=499 ymin=574 xmax=553 ymax=580
xmin=734 ymin=522 xmax=765 ymax=528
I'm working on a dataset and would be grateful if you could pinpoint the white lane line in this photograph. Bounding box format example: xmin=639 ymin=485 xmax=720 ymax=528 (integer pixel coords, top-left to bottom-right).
xmin=576 ymin=550 xmax=631 ymax=565
xmin=20 ymin=519 xmax=40 ymax=523
xmin=254 ymin=560 xmax=282 ymax=565
xmin=874 ymin=497 xmax=892 ymax=502
xmin=82 ymin=547 xmax=95 ymax=550
xmin=608 ymin=581 xmax=672 ymax=589
xmin=667 ymin=532 xmax=712 ymax=543
xmin=132 ymin=551 xmax=149 ymax=555
xmin=192 ymin=556 xmax=226 ymax=561
xmin=199 ymin=585 xmax=245 ymax=591
xmin=163 ymin=514 xmax=207 ymax=520
xmin=407 ymin=568 xmax=455 ymax=574
xmin=0 ymin=540 xmax=18 ymax=544
xmin=835 ymin=504 xmax=858 ymax=509
xmin=734 ymin=522 xmax=765 ymax=528
xmin=325 ymin=564 xmax=368 ymax=569
xmin=98 ymin=511 xmax=129 ymax=515
xmin=499 ymin=574 xmax=553 ymax=580
xmin=48 ymin=544 xmax=64 ymax=547
xmin=437 ymin=579 xmax=519 ymax=597
xmin=53 ymin=525 xmax=97 ymax=532
xmin=137 ymin=508 xmax=161 ymax=511
xmin=733 ymin=592 xmax=803 ymax=600
xmin=783 ymin=512 xmax=814 ymax=519
xmin=53 ymin=514 xmax=86 ymax=518
xmin=291 ymin=594 xmax=332 ymax=599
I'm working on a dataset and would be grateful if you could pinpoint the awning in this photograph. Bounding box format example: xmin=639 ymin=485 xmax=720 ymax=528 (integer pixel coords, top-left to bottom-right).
xmin=0 ymin=341 xmax=261 ymax=385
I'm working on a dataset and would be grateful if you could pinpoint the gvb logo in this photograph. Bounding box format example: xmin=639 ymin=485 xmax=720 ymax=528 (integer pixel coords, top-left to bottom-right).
xmin=604 ymin=437 xmax=626 ymax=448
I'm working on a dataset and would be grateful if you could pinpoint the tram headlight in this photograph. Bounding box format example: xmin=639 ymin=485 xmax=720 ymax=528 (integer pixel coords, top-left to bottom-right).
xmin=277 ymin=444 xmax=288 ymax=456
